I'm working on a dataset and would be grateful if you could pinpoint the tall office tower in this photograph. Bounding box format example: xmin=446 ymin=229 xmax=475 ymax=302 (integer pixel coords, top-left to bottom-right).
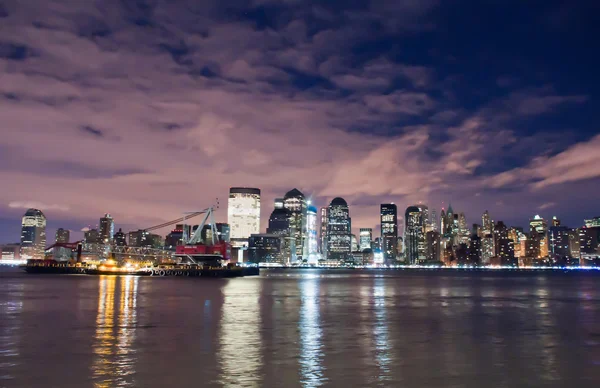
xmin=425 ymin=231 xmax=441 ymax=262
xmin=99 ymin=214 xmax=114 ymax=244
xmin=304 ymin=206 xmax=319 ymax=264
xmin=420 ymin=205 xmax=430 ymax=232
xmin=84 ymin=229 xmax=101 ymax=244
xmin=579 ymin=227 xmax=600 ymax=259
xmin=228 ymin=187 xmax=261 ymax=248
xmin=248 ymin=234 xmax=284 ymax=265
xmin=469 ymin=233 xmax=482 ymax=265
xmin=267 ymin=200 xmax=291 ymax=263
xmin=283 ymin=188 xmax=307 ymax=261
xmin=480 ymin=210 xmax=495 ymax=264
xmin=319 ymin=207 xmax=328 ymax=257
xmin=509 ymin=228 xmax=523 ymax=258
xmin=20 ymin=208 xmax=47 ymax=260
xmin=494 ymin=221 xmax=515 ymax=265
xmin=529 ymin=215 xmax=549 ymax=258
xmin=381 ymin=204 xmax=398 ymax=263
xmin=359 ymin=228 xmax=373 ymax=251
xmin=351 ymin=234 xmax=359 ymax=252
xmin=405 ymin=205 xmax=425 ymax=264
xmin=549 ymin=224 xmax=571 ymax=260
xmin=552 ymin=216 xmax=561 ymax=227
xmin=458 ymin=213 xmax=469 ymax=244
xmin=55 ymin=228 xmax=70 ymax=244
xmin=440 ymin=209 xmax=446 ymax=235
xmin=114 ymin=228 xmax=127 ymax=246
xmin=569 ymin=228 xmax=581 ymax=259
xmin=327 ymin=197 xmax=351 ymax=262
xmin=445 ymin=204 xmax=455 ymax=235
xmin=430 ymin=209 xmax=438 ymax=232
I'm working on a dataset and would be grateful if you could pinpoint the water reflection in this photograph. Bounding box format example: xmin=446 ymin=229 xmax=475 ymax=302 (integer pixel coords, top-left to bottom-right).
xmin=299 ymin=278 xmax=325 ymax=387
xmin=0 ymin=284 xmax=23 ymax=382
xmin=218 ymin=279 xmax=262 ymax=386
xmin=373 ymin=278 xmax=391 ymax=383
xmin=91 ymin=276 xmax=139 ymax=387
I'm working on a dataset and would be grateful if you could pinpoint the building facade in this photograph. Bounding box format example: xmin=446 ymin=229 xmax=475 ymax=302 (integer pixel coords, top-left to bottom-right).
xmin=380 ymin=204 xmax=398 ymax=263
xmin=228 ymin=187 xmax=261 ymax=248
xmin=529 ymin=215 xmax=549 ymax=258
xmin=327 ymin=197 xmax=351 ymax=263
xmin=283 ymin=188 xmax=307 ymax=261
xmin=247 ymin=234 xmax=284 ymax=264
xmin=20 ymin=209 xmax=47 ymax=260
xmin=55 ymin=228 xmax=70 ymax=244
xmin=405 ymin=205 xmax=425 ymax=264
xmin=99 ymin=214 xmax=114 ymax=244
xmin=359 ymin=228 xmax=373 ymax=251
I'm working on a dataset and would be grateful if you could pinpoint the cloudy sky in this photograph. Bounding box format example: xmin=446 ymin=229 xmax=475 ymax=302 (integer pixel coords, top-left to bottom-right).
xmin=1 ymin=0 xmax=599 ymax=242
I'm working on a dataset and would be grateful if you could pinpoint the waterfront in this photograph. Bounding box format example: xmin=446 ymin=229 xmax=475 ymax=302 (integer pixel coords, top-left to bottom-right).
xmin=1 ymin=268 xmax=600 ymax=387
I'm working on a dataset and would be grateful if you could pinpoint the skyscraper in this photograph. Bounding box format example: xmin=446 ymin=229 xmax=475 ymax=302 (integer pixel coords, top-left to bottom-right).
xmin=380 ymin=204 xmax=398 ymax=263
xmin=55 ymin=228 xmax=70 ymax=244
xmin=494 ymin=221 xmax=515 ymax=265
xmin=359 ymin=228 xmax=373 ymax=251
xmin=319 ymin=207 xmax=328 ymax=257
xmin=304 ymin=205 xmax=319 ymax=264
xmin=481 ymin=211 xmax=495 ymax=264
xmin=283 ymin=188 xmax=307 ymax=261
xmin=327 ymin=197 xmax=351 ymax=262
xmin=228 ymin=187 xmax=261 ymax=248
xmin=351 ymin=234 xmax=358 ymax=252
xmin=99 ymin=214 xmax=114 ymax=244
xmin=529 ymin=215 xmax=549 ymax=258
xmin=425 ymin=230 xmax=441 ymax=263
xmin=405 ymin=205 xmax=425 ymax=264
xmin=468 ymin=233 xmax=482 ymax=265
xmin=549 ymin=224 xmax=570 ymax=260
xmin=458 ymin=212 xmax=469 ymax=244
xmin=20 ymin=208 xmax=46 ymax=260
xmin=114 ymin=228 xmax=127 ymax=246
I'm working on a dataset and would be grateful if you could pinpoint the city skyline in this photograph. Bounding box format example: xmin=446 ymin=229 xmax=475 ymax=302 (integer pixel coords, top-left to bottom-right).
xmin=1 ymin=1 xmax=599 ymax=243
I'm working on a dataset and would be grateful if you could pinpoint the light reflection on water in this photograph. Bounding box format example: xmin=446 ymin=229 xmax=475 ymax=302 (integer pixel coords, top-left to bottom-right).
xmin=1 ymin=269 xmax=600 ymax=387
xmin=91 ymin=276 xmax=139 ymax=388
xmin=218 ymin=279 xmax=262 ymax=387
xmin=299 ymin=278 xmax=325 ymax=387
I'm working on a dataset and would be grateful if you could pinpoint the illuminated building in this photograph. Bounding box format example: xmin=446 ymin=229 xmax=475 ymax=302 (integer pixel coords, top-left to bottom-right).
xmin=351 ymin=234 xmax=358 ymax=252
xmin=404 ymin=205 xmax=426 ymax=264
xmin=481 ymin=211 xmax=495 ymax=264
xmin=380 ymin=204 xmax=398 ymax=262
xmin=584 ymin=217 xmax=600 ymax=228
xmin=85 ymin=229 xmax=101 ymax=244
xmin=569 ymin=229 xmax=581 ymax=259
xmin=304 ymin=206 xmax=319 ymax=264
xmin=283 ymin=188 xmax=307 ymax=261
xmin=55 ymin=228 xmax=70 ymax=244
xmin=425 ymin=231 xmax=441 ymax=263
xmin=429 ymin=209 xmax=438 ymax=232
xmin=440 ymin=209 xmax=446 ymax=235
xmin=228 ymin=187 xmax=261 ymax=248
xmin=420 ymin=205 xmax=430 ymax=232
xmin=508 ymin=228 xmax=522 ymax=258
xmin=20 ymin=208 xmax=46 ymax=260
xmin=549 ymin=225 xmax=571 ymax=260
xmin=579 ymin=227 xmax=600 ymax=256
xmin=114 ymin=228 xmax=127 ymax=246
xmin=99 ymin=214 xmax=114 ymax=244
xmin=494 ymin=221 xmax=515 ymax=265
xmin=267 ymin=201 xmax=291 ymax=262
xmin=529 ymin=215 xmax=548 ymax=258
xmin=359 ymin=228 xmax=372 ymax=251
xmin=248 ymin=234 xmax=283 ymax=264
xmin=458 ymin=213 xmax=469 ymax=244
xmin=1 ymin=244 xmax=20 ymax=261
xmin=319 ymin=207 xmax=328 ymax=257
xmin=552 ymin=216 xmax=561 ymax=227
xmin=327 ymin=197 xmax=351 ymax=263
xmin=468 ymin=233 xmax=482 ymax=265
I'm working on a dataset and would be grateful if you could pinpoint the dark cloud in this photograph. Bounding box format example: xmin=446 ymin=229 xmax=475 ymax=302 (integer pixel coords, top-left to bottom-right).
xmin=0 ymin=0 xmax=598 ymax=242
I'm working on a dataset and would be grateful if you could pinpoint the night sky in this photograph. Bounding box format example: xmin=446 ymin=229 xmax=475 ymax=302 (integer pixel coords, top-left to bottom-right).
xmin=1 ymin=0 xmax=599 ymax=242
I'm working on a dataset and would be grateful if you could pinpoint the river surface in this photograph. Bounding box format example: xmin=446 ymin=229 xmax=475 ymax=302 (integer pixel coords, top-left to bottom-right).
xmin=1 ymin=268 xmax=600 ymax=387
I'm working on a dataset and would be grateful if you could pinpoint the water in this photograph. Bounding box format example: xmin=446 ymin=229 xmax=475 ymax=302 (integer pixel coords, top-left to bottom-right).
xmin=1 ymin=268 xmax=600 ymax=387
